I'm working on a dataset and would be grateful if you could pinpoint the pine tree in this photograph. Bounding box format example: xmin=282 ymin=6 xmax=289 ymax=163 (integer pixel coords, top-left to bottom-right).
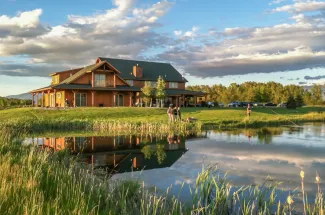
xmin=295 ymin=94 xmax=304 ymax=108
xmin=286 ymin=95 xmax=297 ymax=109
xmin=141 ymin=81 xmax=153 ymax=107
xmin=155 ymin=76 xmax=166 ymax=108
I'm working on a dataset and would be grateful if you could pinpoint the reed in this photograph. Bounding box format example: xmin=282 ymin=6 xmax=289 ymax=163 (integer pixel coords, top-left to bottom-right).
xmin=1 ymin=132 xmax=325 ymax=214
xmin=0 ymin=118 xmax=202 ymax=139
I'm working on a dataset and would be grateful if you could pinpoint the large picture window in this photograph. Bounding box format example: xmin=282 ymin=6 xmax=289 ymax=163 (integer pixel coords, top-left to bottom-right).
xmin=95 ymin=74 xmax=106 ymax=87
xmin=169 ymin=82 xmax=178 ymax=88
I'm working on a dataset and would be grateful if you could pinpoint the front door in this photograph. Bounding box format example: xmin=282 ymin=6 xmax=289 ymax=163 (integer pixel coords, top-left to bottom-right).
xmin=75 ymin=93 xmax=87 ymax=107
xmin=117 ymin=94 xmax=124 ymax=106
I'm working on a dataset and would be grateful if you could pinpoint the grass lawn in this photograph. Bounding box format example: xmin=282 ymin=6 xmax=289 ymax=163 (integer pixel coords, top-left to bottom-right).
xmin=0 ymin=106 xmax=324 ymax=126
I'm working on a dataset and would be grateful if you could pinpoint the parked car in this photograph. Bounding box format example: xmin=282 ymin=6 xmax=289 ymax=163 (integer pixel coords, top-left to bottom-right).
xmin=228 ymin=101 xmax=240 ymax=107
xmin=278 ymin=103 xmax=287 ymax=107
xmin=253 ymin=102 xmax=263 ymax=107
xmin=218 ymin=102 xmax=225 ymax=107
xmin=264 ymin=102 xmax=277 ymax=107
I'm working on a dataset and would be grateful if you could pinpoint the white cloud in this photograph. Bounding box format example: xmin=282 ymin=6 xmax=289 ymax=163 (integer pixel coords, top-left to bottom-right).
xmin=0 ymin=0 xmax=174 ymax=76
xmin=272 ymin=1 xmax=325 ymax=13
xmin=157 ymin=1 xmax=325 ymax=77
xmin=0 ymin=9 xmax=42 ymax=28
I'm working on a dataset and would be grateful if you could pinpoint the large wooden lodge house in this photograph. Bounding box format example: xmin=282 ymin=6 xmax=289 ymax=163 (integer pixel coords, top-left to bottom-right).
xmin=30 ymin=57 xmax=206 ymax=108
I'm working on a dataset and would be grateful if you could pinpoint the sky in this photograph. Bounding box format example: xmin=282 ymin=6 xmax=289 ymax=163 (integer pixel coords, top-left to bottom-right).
xmin=1 ymin=0 xmax=325 ymax=96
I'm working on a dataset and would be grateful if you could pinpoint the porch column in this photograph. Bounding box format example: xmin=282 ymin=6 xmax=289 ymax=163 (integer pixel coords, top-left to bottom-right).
xmin=205 ymin=95 xmax=207 ymax=102
xmin=113 ymin=92 xmax=117 ymax=107
xmin=182 ymin=95 xmax=185 ymax=107
xmin=72 ymin=90 xmax=77 ymax=107
xmin=53 ymin=89 xmax=57 ymax=107
xmin=41 ymin=91 xmax=44 ymax=108
xmin=176 ymin=96 xmax=179 ymax=107
xmin=47 ymin=90 xmax=51 ymax=107
xmin=113 ymin=73 xmax=116 ymax=88
xmin=91 ymin=72 xmax=94 ymax=87
xmin=32 ymin=93 xmax=35 ymax=107
xmin=91 ymin=91 xmax=95 ymax=107
xmin=129 ymin=92 xmax=133 ymax=107
xmin=36 ymin=93 xmax=39 ymax=107
xmin=194 ymin=96 xmax=197 ymax=107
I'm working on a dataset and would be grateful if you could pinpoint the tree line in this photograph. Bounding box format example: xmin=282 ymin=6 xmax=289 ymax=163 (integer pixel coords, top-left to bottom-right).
xmin=186 ymin=82 xmax=324 ymax=106
xmin=0 ymin=97 xmax=32 ymax=108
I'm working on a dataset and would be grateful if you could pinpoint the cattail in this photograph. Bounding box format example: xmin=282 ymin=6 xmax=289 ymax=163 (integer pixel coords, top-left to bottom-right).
xmin=300 ymin=170 xmax=305 ymax=179
xmin=287 ymin=194 xmax=294 ymax=215
xmin=287 ymin=195 xmax=294 ymax=205
xmin=300 ymin=170 xmax=307 ymax=215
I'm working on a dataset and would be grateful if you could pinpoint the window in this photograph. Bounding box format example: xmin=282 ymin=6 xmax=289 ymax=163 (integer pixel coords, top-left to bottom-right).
xmin=169 ymin=82 xmax=178 ymax=88
xmin=52 ymin=75 xmax=59 ymax=85
xmin=126 ymin=80 xmax=134 ymax=86
xmin=95 ymin=74 xmax=106 ymax=87
xmin=149 ymin=81 xmax=157 ymax=87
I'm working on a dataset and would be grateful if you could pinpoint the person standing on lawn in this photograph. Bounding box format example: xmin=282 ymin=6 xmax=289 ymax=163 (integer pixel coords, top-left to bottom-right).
xmin=173 ymin=107 xmax=178 ymax=121
xmin=247 ymin=104 xmax=252 ymax=118
xmin=177 ymin=106 xmax=181 ymax=121
xmin=167 ymin=106 xmax=173 ymax=122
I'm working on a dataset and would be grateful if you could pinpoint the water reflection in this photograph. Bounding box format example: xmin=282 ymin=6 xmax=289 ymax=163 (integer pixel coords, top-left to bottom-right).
xmin=34 ymin=134 xmax=192 ymax=174
xmin=25 ymin=123 xmax=325 ymax=202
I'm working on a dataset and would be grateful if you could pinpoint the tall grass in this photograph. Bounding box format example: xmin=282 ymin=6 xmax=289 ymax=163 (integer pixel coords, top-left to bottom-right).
xmin=1 ymin=132 xmax=324 ymax=214
xmin=0 ymin=118 xmax=202 ymax=138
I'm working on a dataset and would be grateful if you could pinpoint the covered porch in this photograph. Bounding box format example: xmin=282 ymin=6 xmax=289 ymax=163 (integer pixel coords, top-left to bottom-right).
xmin=164 ymin=89 xmax=207 ymax=107
xmin=30 ymin=88 xmax=137 ymax=108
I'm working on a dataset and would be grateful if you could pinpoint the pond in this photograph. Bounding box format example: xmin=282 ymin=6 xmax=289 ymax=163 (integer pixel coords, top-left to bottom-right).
xmin=24 ymin=123 xmax=325 ymax=203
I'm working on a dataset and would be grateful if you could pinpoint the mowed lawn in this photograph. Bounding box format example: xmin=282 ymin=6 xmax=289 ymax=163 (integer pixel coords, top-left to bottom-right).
xmin=0 ymin=106 xmax=324 ymax=124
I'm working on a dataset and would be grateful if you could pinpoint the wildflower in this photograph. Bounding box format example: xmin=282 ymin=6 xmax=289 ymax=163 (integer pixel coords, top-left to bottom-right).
xmin=300 ymin=170 xmax=305 ymax=179
xmin=316 ymin=176 xmax=321 ymax=183
xmin=287 ymin=195 xmax=294 ymax=205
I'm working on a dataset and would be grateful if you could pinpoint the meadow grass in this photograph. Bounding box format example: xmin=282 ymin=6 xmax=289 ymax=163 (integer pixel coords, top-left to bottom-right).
xmin=0 ymin=107 xmax=324 ymax=133
xmin=1 ymin=132 xmax=325 ymax=214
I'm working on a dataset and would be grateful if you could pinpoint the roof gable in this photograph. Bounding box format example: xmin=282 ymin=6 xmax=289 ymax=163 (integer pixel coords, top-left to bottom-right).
xmin=97 ymin=57 xmax=188 ymax=82
xmin=59 ymin=61 xmax=122 ymax=85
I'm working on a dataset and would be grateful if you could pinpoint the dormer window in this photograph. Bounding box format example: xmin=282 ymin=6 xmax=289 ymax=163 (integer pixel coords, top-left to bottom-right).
xmin=95 ymin=74 xmax=106 ymax=87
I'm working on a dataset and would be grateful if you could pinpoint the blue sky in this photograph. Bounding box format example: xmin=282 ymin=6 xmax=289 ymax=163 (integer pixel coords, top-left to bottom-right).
xmin=1 ymin=0 xmax=325 ymax=96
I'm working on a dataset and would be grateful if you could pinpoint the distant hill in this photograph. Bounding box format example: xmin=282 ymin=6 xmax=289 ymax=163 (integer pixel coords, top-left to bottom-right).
xmin=6 ymin=93 xmax=32 ymax=100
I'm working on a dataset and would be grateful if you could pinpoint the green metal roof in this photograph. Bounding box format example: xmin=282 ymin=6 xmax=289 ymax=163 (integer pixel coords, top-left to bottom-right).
xmin=98 ymin=57 xmax=188 ymax=82
xmin=60 ymin=64 xmax=98 ymax=84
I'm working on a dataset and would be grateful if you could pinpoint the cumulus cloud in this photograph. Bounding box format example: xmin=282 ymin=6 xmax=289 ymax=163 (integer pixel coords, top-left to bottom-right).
xmin=156 ymin=1 xmax=325 ymax=78
xmin=0 ymin=9 xmax=50 ymax=38
xmin=305 ymin=75 xmax=325 ymax=80
xmin=272 ymin=1 xmax=325 ymax=13
xmin=0 ymin=0 xmax=173 ymax=77
xmin=2 ymin=0 xmax=325 ymax=80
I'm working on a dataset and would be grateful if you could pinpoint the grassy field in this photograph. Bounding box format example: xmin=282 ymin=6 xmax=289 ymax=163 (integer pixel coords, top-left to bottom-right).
xmin=0 ymin=106 xmax=324 ymax=127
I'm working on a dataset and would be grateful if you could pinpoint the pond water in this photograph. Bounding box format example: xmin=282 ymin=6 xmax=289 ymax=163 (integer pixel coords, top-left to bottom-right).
xmin=25 ymin=123 xmax=325 ymax=202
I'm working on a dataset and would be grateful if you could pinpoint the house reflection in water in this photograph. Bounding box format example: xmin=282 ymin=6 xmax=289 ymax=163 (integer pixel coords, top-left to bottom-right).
xmin=39 ymin=135 xmax=188 ymax=174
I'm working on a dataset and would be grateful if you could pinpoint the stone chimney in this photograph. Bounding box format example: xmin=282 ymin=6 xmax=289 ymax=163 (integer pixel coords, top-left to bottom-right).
xmin=133 ymin=64 xmax=143 ymax=78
